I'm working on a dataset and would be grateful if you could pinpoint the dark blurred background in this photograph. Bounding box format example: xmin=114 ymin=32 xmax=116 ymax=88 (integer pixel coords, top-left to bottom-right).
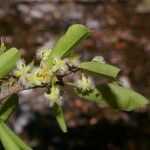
xmin=0 ymin=0 xmax=150 ymax=150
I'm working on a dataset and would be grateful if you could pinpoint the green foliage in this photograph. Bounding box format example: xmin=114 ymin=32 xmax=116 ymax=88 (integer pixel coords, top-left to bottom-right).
xmin=0 ymin=94 xmax=32 ymax=150
xmin=0 ymin=94 xmax=19 ymax=122
xmin=75 ymin=83 xmax=149 ymax=111
xmin=0 ymin=120 xmax=20 ymax=150
xmin=79 ymin=61 xmax=120 ymax=80
xmin=0 ymin=48 xmax=21 ymax=79
xmin=0 ymin=120 xmax=32 ymax=150
xmin=53 ymin=103 xmax=67 ymax=133
xmin=48 ymin=24 xmax=91 ymax=66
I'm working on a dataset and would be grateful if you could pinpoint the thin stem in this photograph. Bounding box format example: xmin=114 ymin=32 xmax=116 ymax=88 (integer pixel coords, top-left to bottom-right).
xmin=0 ymin=83 xmax=23 ymax=100
xmin=0 ymin=82 xmax=9 ymax=88
xmin=0 ymin=82 xmax=48 ymax=100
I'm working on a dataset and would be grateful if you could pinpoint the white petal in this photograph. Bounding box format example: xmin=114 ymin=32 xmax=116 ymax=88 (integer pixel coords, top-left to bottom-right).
xmin=16 ymin=59 xmax=25 ymax=69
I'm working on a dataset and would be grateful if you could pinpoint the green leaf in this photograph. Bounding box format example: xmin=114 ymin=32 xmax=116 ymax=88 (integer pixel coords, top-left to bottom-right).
xmin=52 ymin=103 xmax=67 ymax=132
xmin=0 ymin=47 xmax=21 ymax=79
xmin=79 ymin=61 xmax=120 ymax=80
xmin=0 ymin=94 xmax=19 ymax=122
xmin=48 ymin=24 xmax=91 ymax=66
xmin=0 ymin=120 xmax=20 ymax=150
xmin=75 ymin=83 xmax=149 ymax=111
xmin=0 ymin=120 xmax=32 ymax=150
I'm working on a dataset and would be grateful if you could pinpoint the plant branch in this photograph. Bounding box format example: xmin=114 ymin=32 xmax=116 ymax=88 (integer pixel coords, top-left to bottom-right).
xmin=0 ymin=83 xmax=23 ymax=100
xmin=0 ymin=68 xmax=79 ymax=100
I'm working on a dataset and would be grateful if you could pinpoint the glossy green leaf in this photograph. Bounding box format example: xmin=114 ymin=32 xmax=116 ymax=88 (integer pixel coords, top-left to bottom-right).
xmin=75 ymin=83 xmax=149 ymax=111
xmin=0 ymin=120 xmax=20 ymax=150
xmin=0 ymin=47 xmax=21 ymax=79
xmin=0 ymin=120 xmax=32 ymax=150
xmin=53 ymin=103 xmax=67 ymax=133
xmin=48 ymin=24 xmax=91 ymax=66
xmin=0 ymin=94 xmax=19 ymax=122
xmin=79 ymin=61 xmax=120 ymax=80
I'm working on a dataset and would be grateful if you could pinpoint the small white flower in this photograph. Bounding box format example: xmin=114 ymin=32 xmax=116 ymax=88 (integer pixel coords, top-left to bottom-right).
xmin=13 ymin=59 xmax=33 ymax=77
xmin=25 ymin=67 xmax=43 ymax=87
xmin=38 ymin=64 xmax=54 ymax=84
xmin=44 ymin=86 xmax=62 ymax=107
xmin=75 ymin=74 xmax=95 ymax=93
xmin=52 ymin=56 xmax=69 ymax=74
xmin=92 ymin=56 xmax=105 ymax=63
xmin=68 ymin=55 xmax=81 ymax=67
xmin=19 ymin=75 xmax=28 ymax=88
xmin=36 ymin=49 xmax=51 ymax=62
xmin=24 ymin=64 xmax=53 ymax=87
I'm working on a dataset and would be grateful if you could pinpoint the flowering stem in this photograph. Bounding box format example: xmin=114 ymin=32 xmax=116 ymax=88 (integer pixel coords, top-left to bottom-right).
xmin=0 ymin=66 xmax=79 ymax=100
xmin=0 ymin=83 xmax=47 ymax=100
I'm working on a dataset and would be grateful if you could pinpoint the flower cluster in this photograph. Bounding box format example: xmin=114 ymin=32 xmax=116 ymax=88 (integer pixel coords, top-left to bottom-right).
xmin=13 ymin=48 xmax=98 ymax=107
xmin=13 ymin=58 xmax=54 ymax=88
xmin=13 ymin=49 xmax=83 ymax=107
